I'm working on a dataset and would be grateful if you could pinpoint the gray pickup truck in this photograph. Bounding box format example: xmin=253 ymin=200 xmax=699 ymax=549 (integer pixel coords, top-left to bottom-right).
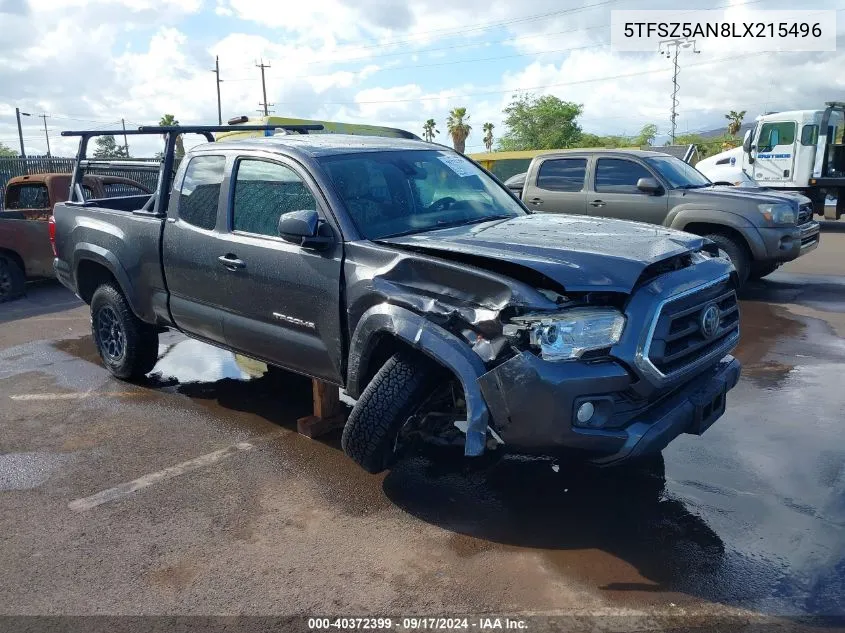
xmin=506 ymin=149 xmax=820 ymax=284
xmin=53 ymin=125 xmax=741 ymax=473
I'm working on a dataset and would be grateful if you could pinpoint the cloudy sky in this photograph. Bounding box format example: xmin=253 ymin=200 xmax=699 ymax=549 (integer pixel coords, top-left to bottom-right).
xmin=0 ymin=0 xmax=842 ymax=157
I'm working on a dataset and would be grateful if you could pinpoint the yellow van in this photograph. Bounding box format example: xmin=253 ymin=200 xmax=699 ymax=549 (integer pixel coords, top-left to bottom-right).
xmin=216 ymin=115 xmax=419 ymax=142
xmin=467 ymin=150 xmax=557 ymax=182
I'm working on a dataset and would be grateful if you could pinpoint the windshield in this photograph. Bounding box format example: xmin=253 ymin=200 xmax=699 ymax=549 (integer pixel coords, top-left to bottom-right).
xmin=319 ymin=150 xmax=525 ymax=239
xmin=644 ymin=155 xmax=711 ymax=189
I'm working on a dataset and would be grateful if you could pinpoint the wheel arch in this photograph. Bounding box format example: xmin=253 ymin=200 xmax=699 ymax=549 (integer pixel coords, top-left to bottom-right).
xmin=346 ymin=303 xmax=490 ymax=456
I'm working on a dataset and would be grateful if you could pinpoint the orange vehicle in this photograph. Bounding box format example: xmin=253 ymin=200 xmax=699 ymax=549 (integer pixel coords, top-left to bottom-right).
xmin=0 ymin=173 xmax=152 ymax=302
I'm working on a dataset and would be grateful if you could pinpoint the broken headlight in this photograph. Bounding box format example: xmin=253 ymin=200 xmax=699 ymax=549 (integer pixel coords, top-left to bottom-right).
xmin=507 ymin=307 xmax=626 ymax=361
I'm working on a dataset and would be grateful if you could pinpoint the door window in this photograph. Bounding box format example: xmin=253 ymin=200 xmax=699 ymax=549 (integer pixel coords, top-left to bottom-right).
xmin=536 ymin=158 xmax=587 ymax=191
xmin=179 ymin=155 xmax=225 ymax=230
xmin=758 ymin=122 xmax=795 ymax=152
xmin=232 ymin=159 xmax=317 ymax=237
xmin=595 ymin=158 xmax=653 ymax=193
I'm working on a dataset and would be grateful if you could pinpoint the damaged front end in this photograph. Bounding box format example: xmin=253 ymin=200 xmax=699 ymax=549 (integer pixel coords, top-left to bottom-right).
xmin=345 ymin=238 xmax=741 ymax=466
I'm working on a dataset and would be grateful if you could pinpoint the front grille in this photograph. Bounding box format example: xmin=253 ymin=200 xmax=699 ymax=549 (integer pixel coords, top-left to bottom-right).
xmin=646 ymin=279 xmax=739 ymax=376
xmin=798 ymin=203 xmax=813 ymax=224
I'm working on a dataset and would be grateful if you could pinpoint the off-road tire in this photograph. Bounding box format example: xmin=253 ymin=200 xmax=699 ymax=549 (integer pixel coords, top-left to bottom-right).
xmin=342 ymin=350 xmax=444 ymax=473
xmin=749 ymin=262 xmax=779 ymax=281
xmin=705 ymin=233 xmax=750 ymax=286
xmin=90 ymin=283 xmax=159 ymax=380
xmin=0 ymin=255 xmax=25 ymax=303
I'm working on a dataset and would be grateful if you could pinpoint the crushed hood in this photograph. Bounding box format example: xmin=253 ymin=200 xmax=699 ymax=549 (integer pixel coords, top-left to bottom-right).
xmin=378 ymin=214 xmax=707 ymax=293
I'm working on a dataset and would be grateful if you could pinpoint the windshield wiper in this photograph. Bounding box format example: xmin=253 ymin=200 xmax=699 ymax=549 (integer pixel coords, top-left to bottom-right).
xmin=675 ymin=184 xmax=709 ymax=190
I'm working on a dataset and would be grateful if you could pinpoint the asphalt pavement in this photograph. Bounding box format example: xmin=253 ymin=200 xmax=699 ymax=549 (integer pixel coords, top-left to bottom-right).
xmin=1 ymin=228 xmax=844 ymax=631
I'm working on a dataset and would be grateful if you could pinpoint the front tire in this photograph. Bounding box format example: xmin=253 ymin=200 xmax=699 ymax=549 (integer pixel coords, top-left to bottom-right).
xmin=0 ymin=255 xmax=25 ymax=303
xmin=705 ymin=233 xmax=750 ymax=286
xmin=342 ymin=351 xmax=444 ymax=473
xmin=90 ymin=283 xmax=159 ymax=380
xmin=749 ymin=262 xmax=779 ymax=281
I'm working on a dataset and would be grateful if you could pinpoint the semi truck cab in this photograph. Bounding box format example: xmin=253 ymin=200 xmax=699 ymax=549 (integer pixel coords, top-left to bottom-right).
xmin=698 ymin=102 xmax=845 ymax=220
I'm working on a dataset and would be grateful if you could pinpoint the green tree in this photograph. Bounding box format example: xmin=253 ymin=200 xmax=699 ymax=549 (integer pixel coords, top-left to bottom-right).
xmin=92 ymin=135 xmax=129 ymax=159
xmin=422 ymin=119 xmax=439 ymax=142
xmin=725 ymin=110 xmax=746 ymax=137
xmin=446 ymin=107 xmax=471 ymax=154
xmin=482 ymin=122 xmax=494 ymax=152
xmin=0 ymin=142 xmax=17 ymax=157
xmin=159 ymin=114 xmax=185 ymax=159
xmin=498 ymin=94 xmax=583 ymax=151
xmin=634 ymin=123 xmax=658 ymax=146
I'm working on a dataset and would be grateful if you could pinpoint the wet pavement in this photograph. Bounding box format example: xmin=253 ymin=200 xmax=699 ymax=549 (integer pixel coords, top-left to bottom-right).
xmin=0 ymin=233 xmax=844 ymax=628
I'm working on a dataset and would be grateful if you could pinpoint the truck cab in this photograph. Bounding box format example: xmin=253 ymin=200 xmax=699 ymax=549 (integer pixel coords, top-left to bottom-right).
xmin=697 ymin=102 xmax=845 ymax=220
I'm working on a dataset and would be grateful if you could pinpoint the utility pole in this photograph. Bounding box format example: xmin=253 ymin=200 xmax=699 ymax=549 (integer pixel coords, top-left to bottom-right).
xmin=15 ymin=107 xmax=29 ymax=160
xmin=38 ymin=113 xmax=51 ymax=158
xmin=211 ymin=56 xmax=223 ymax=124
xmin=658 ymin=38 xmax=700 ymax=144
xmin=256 ymin=59 xmax=273 ymax=116
xmin=121 ymin=118 xmax=130 ymax=155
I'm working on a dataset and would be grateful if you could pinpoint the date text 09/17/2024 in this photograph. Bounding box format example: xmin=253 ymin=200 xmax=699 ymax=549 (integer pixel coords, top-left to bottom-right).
xmin=307 ymin=617 xmax=529 ymax=630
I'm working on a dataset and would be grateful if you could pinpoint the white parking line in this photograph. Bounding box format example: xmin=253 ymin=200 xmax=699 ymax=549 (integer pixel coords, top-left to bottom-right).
xmin=11 ymin=393 xmax=90 ymax=401
xmin=68 ymin=441 xmax=256 ymax=512
xmin=10 ymin=391 xmax=138 ymax=401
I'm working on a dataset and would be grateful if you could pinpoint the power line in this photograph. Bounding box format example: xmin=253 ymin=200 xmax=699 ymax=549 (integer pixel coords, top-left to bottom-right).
xmin=222 ymin=0 xmax=767 ymax=81
xmin=271 ymin=50 xmax=770 ymax=106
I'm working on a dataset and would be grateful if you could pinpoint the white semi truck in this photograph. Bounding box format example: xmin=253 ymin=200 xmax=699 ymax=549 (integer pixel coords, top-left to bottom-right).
xmin=697 ymin=102 xmax=845 ymax=220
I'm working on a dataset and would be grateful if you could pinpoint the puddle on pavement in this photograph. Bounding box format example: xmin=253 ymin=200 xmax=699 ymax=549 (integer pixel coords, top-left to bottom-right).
xmin=0 ymin=452 xmax=72 ymax=491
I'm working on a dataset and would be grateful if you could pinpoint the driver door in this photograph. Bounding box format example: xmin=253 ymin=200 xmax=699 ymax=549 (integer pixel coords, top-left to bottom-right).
xmin=752 ymin=121 xmax=797 ymax=184
xmin=216 ymin=156 xmax=345 ymax=383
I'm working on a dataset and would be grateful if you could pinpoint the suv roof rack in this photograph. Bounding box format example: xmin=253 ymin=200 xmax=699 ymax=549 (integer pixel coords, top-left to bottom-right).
xmin=60 ymin=123 xmax=324 ymax=140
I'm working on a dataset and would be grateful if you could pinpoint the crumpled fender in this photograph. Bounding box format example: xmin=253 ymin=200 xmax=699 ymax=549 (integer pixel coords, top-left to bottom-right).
xmin=347 ymin=303 xmax=490 ymax=457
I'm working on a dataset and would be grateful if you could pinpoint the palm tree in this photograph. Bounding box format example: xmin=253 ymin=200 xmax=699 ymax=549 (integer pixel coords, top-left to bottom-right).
xmin=422 ymin=119 xmax=439 ymax=143
xmin=725 ymin=110 xmax=747 ymax=137
xmin=159 ymin=114 xmax=185 ymax=159
xmin=482 ymin=122 xmax=494 ymax=152
xmin=446 ymin=107 xmax=471 ymax=154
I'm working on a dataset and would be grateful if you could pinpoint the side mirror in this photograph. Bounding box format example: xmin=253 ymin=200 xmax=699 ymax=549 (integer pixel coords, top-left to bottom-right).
xmin=742 ymin=129 xmax=752 ymax=154
xmin=636 ymin=177 xmax=662 ymax=194
xmin=278 ymin=209 xmax=334 ymax=250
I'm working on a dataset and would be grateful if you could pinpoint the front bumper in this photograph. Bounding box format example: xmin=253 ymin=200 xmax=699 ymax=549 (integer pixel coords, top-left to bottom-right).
xmin=758 ymin=220 xmax=819 ymax=263
xmin=478 ymin=353 xmax=741 ymax=465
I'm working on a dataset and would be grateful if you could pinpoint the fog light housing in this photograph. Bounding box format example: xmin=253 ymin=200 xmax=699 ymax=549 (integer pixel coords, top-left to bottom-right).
xmin=576 ymin=402 xmax=595 ymax=424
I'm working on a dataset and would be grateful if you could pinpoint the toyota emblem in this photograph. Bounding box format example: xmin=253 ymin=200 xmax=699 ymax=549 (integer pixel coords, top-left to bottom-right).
xmin=700 ymin=304 xmax=721 ymax=339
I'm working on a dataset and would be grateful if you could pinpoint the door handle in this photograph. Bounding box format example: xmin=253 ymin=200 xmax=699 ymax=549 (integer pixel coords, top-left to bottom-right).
xmin=590 ymin=200 xmax=606 ymax=207
xmin=218 ymin=254 xmax=246 ymax=270
xmin=529 ymin=197 xmax=543 ymax=204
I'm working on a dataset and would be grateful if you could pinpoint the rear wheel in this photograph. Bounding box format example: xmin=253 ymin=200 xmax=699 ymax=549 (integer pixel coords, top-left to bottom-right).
xmin=705 ymin=233 xmax=750 ymax=286
xmin=342 ymin=350 xmax=452 ymax=473
xmin=0 ymin=255 xmax=25 ymax=303
xmin=90 ymin=283 xmax=159 ymax=380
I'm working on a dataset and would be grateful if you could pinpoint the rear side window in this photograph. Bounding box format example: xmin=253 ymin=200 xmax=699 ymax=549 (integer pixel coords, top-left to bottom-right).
xmin=536 ymin=158 xmax=587 ymax=191
xmin=595 ymin=158 xmax=653 ymax=193
xmin=179 ymin=155 xmax=225 ymax=230
xmin=6 ymin=184 xmax=49 ymax=209
xmin=232 ymin=159 xmax=317 ymax=237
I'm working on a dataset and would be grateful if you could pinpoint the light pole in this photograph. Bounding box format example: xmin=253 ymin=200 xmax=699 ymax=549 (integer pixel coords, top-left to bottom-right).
xmin=15 ymin=107 xmax=31 ymax=160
